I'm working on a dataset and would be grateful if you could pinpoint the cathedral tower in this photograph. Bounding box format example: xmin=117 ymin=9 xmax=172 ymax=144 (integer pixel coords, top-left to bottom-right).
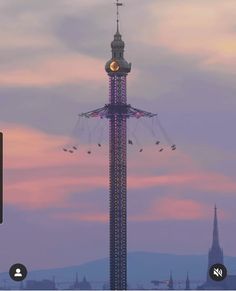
xmin=185 ymin=272 xmax=190 ymax=290
xmin=207 ymin=206 xmax=224 ymax=284
xmin=198 ymin=206 xmax=225 ymax=289
xmin=168 ymin=272 xmax=174 ymax=290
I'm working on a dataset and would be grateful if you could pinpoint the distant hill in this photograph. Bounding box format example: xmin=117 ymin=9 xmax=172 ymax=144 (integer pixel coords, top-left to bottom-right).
xmin=1 ymin=252 xmax=236 ymax=289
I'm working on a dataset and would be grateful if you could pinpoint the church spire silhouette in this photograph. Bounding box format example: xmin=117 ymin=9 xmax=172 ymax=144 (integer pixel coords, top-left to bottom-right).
xmin=185 ymin=272 xmax=190 ymax=290
xmin=208 ymin=205 xmax=224 ymax=268
xmin=212 ymin=205 xmax=220 ymax=248
xmin=199 ymin=205 xmax=224 ymax=289
xmin=168 ymin=271 xmax=174 ymax=290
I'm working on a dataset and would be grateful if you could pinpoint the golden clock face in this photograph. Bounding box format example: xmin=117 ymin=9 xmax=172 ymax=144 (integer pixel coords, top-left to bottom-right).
xmin=110 ymin=61 xmax=120 ymax=72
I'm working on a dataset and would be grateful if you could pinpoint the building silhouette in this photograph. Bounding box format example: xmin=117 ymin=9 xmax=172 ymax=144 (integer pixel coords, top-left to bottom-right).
xmin=198 ymin=206 xmax=236 ymax=289
xmin=19 ymin=281 xmax=24 ymax=290
xmin=208 ymin=206 xmax=224 ymax=280
xmin=198 ymin=206 xmax=225 ymax=289
xmin=168 ymin=272 xmax=174 ymax=290
xmin=70 ymin=274 xmax=91 ymax=290
xmin=185 ymin=272 xmax=190 ymax=290
xmin=77 ymin=276 xmax=91 ymax=290
xmin=70 ymin=272 xmax=80 ymax=290
xmin=24 ymin=279 xmax=56 ymax=290
xmin=225 ymin=275 xmax=236 ymax=289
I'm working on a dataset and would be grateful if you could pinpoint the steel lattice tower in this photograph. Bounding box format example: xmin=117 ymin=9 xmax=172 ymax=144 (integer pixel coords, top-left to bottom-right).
xmin=79 ymin=2 xmax=156 ymax=289
xmin=106 ymin=18 xmax=131 ymax=291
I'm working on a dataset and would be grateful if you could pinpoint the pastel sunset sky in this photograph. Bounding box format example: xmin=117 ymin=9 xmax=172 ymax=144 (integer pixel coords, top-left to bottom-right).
xmin=0 ymin=0 xmax=236 ymax=273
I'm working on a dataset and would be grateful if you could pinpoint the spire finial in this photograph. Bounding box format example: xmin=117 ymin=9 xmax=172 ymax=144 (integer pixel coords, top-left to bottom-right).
xmin=115 ymin=0 xmax=123 ymax=33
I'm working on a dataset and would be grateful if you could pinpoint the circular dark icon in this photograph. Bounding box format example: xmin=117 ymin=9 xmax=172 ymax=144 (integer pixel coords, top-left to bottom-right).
xmin=9 ymin=263 xmax=27 ymax=281
xmin=209 ymin=263 xmax=227 ymax=281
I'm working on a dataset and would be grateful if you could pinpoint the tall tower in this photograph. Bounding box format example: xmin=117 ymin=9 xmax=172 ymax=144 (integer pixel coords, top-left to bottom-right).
xmin=79 ymin=1 xmax=156 ymax=289
xmin=185 ymin=272 xmax=190 ymax=290
xmin=207 ymin=205 xmax=224 ymax=283
xmin=168 ymin=272 xmax=174 ymax=290
xmin=199 ymin=206 xmax=225 ymax=289
xmin=105 ymin=2 xmax=131 ymax=289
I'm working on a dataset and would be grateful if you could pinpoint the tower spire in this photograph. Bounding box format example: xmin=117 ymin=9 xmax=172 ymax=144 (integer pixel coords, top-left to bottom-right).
xmin=212 ymin=204 xmax=220 ymax=247
xmin=199 ymin=206 xmax=224 ymax=288
xmin=115 ymin=0 xmax=123 ymax=33
xmin=106 ymin=1 xmax=130 ymax=70
xmin=168 ymin=271 xmax=174 ymax=290
xmin=185 ymin=272 xmax=190 ymax=290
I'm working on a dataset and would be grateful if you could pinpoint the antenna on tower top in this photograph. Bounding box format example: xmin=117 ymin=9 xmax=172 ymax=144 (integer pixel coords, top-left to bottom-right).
xmin=115 ymin=0 xmax=123 ymax=33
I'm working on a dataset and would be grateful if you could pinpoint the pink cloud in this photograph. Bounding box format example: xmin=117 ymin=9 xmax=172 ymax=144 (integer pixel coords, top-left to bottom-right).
xmin=56 ymin=198 xmax=226 ymax=223
xmin=138 ymin=0 xmax=236 ymax=73
xmin=2 ymin=123 xmax=236 ymax=220
xmin=128 ymin=172 xmax=236 ymax=193
xmin=4 ymin=123 xmax=107 ymax=169
xmin=130 ymin=197 xmax=209 ymax=222
xmin=55 ymin=212 xmax=108 ymax=223
xmin=6 ymin=176 xmax=107 ymax=210
xmin=2 ymin=123 xmax=107 ymax=210
xmin=0 ymin=54 xmax=106 ymax=87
